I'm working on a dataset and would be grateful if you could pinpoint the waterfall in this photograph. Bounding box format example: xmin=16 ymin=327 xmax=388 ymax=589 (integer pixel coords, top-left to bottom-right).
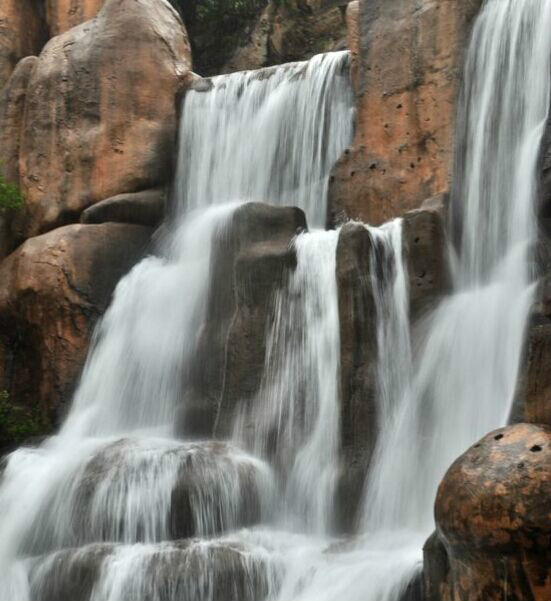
xmin=233 ymin=229 xmax=341 ymax=535
xmin=175 ymin=51 xmax=354 ymax=228
xmin=0 ymin=51 xmax=354 ymax=600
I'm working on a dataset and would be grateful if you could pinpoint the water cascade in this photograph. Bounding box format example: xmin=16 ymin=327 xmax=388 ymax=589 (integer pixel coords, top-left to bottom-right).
xmin=0 ymin=0 xmax=550 ymax=598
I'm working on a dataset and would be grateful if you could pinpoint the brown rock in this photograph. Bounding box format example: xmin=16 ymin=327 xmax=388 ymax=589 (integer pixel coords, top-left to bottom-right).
xmin=19 ymin=0 xmax=192 ymax=237
xmin=433 ymin=423 xmax=551 ymax=601
xmin=0 ymin=57 xmax=36 ymax=258
xmin=45 ymin=0 xmax=105 ymax=36
xmin=0 ymin=0 xmax=46 ymax=90
xmin=81 ymin=188 xmax=167 ymax=227
xmin=329 ymin=0 xmax=483 ymax=225
xmin=0 ymin=223 xmax=151 ymax=442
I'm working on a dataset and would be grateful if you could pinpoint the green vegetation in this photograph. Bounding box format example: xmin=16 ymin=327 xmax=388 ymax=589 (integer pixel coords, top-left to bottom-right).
xmin=0 ymin=390 xmax=48 ymax=448
xmin=0 ymin=172 xmax=23 ymax=213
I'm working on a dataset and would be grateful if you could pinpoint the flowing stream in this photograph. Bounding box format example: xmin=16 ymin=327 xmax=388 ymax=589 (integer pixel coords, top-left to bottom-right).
xmin=0 ymin=1 xmax=550 ymax=599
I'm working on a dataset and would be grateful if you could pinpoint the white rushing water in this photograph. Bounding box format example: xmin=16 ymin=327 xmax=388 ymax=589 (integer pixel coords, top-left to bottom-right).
xmin=1 ymin=0 xmax=550 ymax=597
xmin=0 ymin=51 xmax=354 ymax=599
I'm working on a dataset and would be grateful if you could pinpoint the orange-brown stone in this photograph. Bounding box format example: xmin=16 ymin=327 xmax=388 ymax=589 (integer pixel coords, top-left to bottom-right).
xmin=18 ymin=0 xmax=191 ymax=238
xmin=329 ymin=0 xmax=482 ymax=226
xmin=0 ymin=223 xmax=151 ymax=438
xmin=0 ymin=0 xmax=46 ymax=90
xmin=45 ymin=0 xmax=105 ymax=36
xmin=431 ymin=423 xmax=551 ymax=601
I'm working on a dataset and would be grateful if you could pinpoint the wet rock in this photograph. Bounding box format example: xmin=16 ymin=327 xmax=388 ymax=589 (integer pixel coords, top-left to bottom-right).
xmin=433 ymin=423 xmax=551 ymax=601
xmin=0 ymin=0 xmax=46 ymax=90
xmin=45 ymin=0 xmax=105 ymax=36
xmin=81 ymin=188 xmax=167 ymax=228
xmin=29 ymin=538 xmax=278 ymax=601
xmin=19 ymin=0 xmax=191 ymax=237
xmin=0 ymin=57 xmax=37 ymax=258
xmin=329 ymin=0 xmax=483 ymax=224
xmin=335 ymin=222 xmax=377 ymax=532
xmin=0 ymin=224 xmax=151 ymax=441
xmin=180 ymin=202 xmax=306 ymax=439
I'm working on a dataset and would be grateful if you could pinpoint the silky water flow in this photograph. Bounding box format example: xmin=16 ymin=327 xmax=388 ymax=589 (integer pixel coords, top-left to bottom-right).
xmin=1 ymin=1 xmax=550 ymax=597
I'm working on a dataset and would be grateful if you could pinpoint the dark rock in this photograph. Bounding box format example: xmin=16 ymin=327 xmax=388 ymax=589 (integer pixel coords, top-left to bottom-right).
xmin=178 ymin=202 xmax=307 ymax=439
xmin=434 ymin=423 xmax=551 ymax=601
xmin=81 ymin=188 xmax=167 ymax=228
xmin=422 ymin=531 xmax=450 ymax=601
xmin=335 ymin=222 xmax=377 ymax=532
xmin=0 ymin=223 xmax=151 ymax=447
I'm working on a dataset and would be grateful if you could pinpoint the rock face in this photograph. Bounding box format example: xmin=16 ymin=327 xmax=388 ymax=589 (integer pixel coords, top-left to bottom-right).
xmin=0 ymin=57 xmax=37 ymax=258
xmin=0 ymin=0 xmax=46 ymax=90
xmin=180 ymin=202 xmax=306 ymax=438
xmin=329 ymin=0 xmax=483 ymax=225
xmin=335 ymin=207 xmax=450 ymax=531
xmin=428 ymin=423 xmax=551 ymax=601
xmin=18 ymin=0 xmax=191 ymax=237
xmin=81 ymin=188 xmax=167 ymax=228
xmin=45 ymin=0 xmax=105 ymax=36
xmin=0 ymin=223 xmax=151 ymax=446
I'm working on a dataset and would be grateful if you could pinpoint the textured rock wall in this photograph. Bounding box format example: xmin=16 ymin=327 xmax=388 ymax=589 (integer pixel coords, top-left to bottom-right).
xmin=329 ymin=0 xmax=483 ymax=226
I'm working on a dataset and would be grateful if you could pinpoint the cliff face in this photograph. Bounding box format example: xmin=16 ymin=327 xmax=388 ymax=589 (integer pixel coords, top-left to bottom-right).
xmin=329 ymin=0 xmax=482 ymax=226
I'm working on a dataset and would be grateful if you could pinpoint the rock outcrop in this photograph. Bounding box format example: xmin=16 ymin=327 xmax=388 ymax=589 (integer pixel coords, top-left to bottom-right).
xmin=18 ymin=0 xmax=191 ymax=237
xmin=0 ymin=223 xmax=151 ymax=448
xmin=0 ymin=57 xmax=36 ymax=258
xmin=329 ymin=0 xmax=483 ymax=225
xmin=426 ymin=423 xmax=551 ymax=601
xmin=180 ymin=202 xmax=306 ymax=438
xmin=0 ymin=0 xmax=46 ymax=90
xmin=45 ymin=0 xmax=105 ymax=36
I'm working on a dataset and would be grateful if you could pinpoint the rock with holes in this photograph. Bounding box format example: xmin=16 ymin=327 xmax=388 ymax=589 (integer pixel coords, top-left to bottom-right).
xmin=0 ymin=224 xmax=151 ymax=451
xmin=328 ymin=0 xmax=483 ymax=224
xmin=430 ymin=423 xmax=551 ymax=601
xmin=18 ymin=0 xmax=191 ymax=237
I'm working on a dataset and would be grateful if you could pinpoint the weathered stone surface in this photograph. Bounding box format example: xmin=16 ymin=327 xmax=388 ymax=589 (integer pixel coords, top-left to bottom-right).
xmin=329 ymin=0 xmax=483 ymax=225
xmin=19 ymin=0 xmax=191 ymax=237
xmin=45 ymin=0 xmax=105 ymax=36
xmin=402 ymin=204 xmax=451 ymax=320
xmin=81 ymin=188 xmax=167 ymax=227
xmin=178 ymin=202 xmax=306 ymax=438
xmin=335 ymin=222 xmax=377 ymax=532
xmin=0 ymin=0 xmax=46 ymax=90
xmin=0 ymin=224 xmax=151 ymax=444
xmin=433 ymin=423 xmax=551 ymax=601
xmin=0 ymin=57 xmax=36 ymax=258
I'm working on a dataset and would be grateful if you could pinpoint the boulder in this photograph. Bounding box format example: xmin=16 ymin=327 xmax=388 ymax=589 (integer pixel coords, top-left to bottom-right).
xmin=181 ymin=202 xmax=306 ymax=439
xmin=431 ymin=423 xmax=551 ymax=601
xmin=0 ymin=57 xmax=36 ymax=258
xmin=81 ymin=188 xmax=167 ymax=227
xmin=29 ymin=538 xmax=278 ymax=601
xmin=329 ymin=0 xmax=483 ymax=225
xmin=45 ymin=0 xmax=105 ymax=36
xmin=18 ymin=0 xmax=192 ymax=237
xmin=0 ymin=0 xmax=46 ymax=90
xmin=0 ymin=223 xmax=151 ymax=448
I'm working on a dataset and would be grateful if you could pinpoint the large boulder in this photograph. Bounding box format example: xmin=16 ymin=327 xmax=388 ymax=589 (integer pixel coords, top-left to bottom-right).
xmin=430 ymin=423 xmax=551 ymax=601
xmin=335 ymin=207 xmax=450 ymax=531
xmin=0 ymin=0 xmax=46 ymax=90
xmin=18 ymin=0 xmax=192 ymax=237
xmin=0 ymin=57 xmax=36 ymax=258
xmin=0 ymin=223 xmax=151 ymax=450
xmin=45 ymin=0 xmax=105 ymax=36
xmin=181 ymin=202 xmax=306 ymax=438
xmin=328 ymin=0 xmax=483 ymax=225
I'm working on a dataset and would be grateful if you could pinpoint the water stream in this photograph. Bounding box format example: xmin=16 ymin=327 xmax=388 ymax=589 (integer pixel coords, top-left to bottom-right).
xmin=0 ymin=1 xmax=550 ymax=598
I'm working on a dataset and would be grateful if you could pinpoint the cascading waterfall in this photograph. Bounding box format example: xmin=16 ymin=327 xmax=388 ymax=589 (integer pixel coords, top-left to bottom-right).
xmin=0 ymin=51 xmax=355 ymax=600
xmin=0 ymin=0 xmax=549 ymax=597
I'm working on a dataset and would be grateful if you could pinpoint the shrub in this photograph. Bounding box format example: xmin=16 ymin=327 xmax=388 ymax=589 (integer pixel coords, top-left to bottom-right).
xmin=0 ymin=390 xmax=48 ymax=448
xmin=0 ymin=173 xmax=23 ymax=213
